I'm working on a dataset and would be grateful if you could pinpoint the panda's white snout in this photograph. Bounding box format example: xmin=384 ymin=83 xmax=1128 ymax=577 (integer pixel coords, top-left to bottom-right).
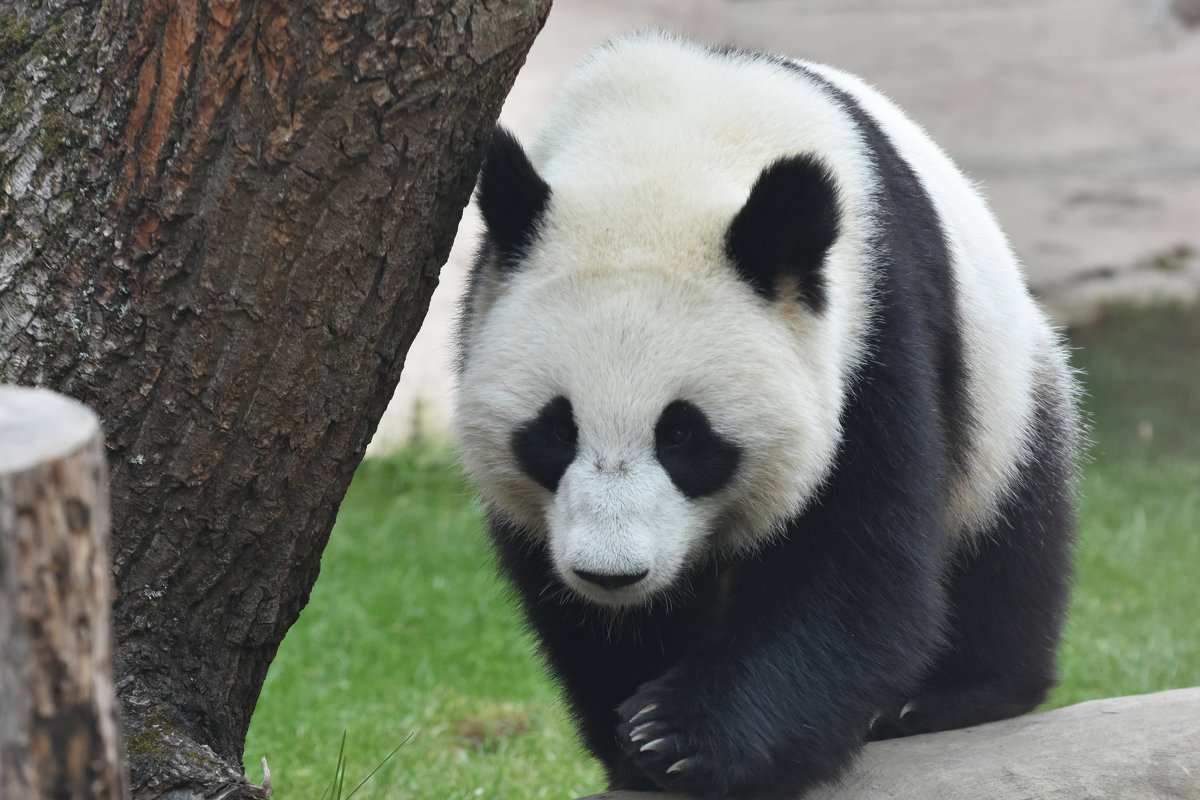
xmin=548 ymin=458 xmax=700 ymax=607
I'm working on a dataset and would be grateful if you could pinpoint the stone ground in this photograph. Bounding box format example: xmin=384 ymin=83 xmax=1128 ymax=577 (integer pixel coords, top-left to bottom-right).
xmin=369 ymin=0 xmax=1200 ymax=452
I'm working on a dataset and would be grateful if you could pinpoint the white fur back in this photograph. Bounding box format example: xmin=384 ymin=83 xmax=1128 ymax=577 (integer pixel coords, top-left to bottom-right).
xmin=798 ymin=60 xmax=1062 ymax=531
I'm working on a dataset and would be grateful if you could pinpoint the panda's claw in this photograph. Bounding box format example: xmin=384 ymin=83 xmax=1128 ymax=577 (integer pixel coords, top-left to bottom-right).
xmin=666 ymin=757 xmax=695 ymax=775
xmin=629 ymin=703 xmax=658 ymax=723
xmin=899 ymin=700 xmax=917 ymax=719
xmin=629 ymin=721 xmax=655 ymax=743
xmin=640 ymin=737 xmax=669 ymax=753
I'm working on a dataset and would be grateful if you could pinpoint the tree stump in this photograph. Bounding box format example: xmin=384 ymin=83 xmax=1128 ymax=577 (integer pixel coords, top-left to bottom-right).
xmin=0 ymin=386 xmax=127 ymax=800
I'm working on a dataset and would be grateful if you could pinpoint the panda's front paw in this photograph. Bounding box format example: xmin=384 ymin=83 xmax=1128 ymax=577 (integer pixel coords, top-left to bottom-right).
xmin=617 ymin=684 xmax=713 ymax=794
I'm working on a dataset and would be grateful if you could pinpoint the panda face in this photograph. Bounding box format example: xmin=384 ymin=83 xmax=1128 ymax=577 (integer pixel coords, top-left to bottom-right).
xmin=457 ymin=115 xmax=858 ymax=607
xmin=456 ymin=268 xmax=843 ymax=608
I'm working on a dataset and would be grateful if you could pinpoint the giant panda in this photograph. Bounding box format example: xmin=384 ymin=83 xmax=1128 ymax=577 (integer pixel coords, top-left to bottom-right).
xmin=454 ymin=32 xmax=1079 ymax=800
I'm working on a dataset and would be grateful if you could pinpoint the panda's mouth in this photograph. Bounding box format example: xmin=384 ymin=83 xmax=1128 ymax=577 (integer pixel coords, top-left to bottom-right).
xmin=558 ymin=561 xmax=666 ymax=607
xmin=572 ymin=567 xmax=650 ymax=592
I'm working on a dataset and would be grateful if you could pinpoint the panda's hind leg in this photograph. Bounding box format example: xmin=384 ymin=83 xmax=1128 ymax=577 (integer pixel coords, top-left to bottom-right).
xmin=871 ymin=393 xmax=1076 ymax=740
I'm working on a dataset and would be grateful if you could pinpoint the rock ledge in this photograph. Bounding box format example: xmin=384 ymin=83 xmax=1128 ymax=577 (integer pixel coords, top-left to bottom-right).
xmin=580 ymin=687 xmax=1200 ymax=800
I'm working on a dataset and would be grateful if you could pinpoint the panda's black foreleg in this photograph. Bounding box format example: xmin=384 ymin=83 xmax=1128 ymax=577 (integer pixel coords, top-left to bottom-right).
xmin=535 ymin=587 xmax=721 ymax=793
xmin=603 ymin=363 xmax=969 ymax=796
xmin=491 ymin=506 xmax=938 ymax=798
xmin=610 ymin=508 xmax=950 ymax=800
xmin=870 ymin=394 xmax=1076 ymax=739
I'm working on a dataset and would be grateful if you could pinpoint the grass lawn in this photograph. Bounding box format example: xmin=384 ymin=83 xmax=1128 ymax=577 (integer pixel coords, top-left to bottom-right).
xmin=244 ymin=302 xmax=1200 ymax=799
xmin=1051 ymin=303 xmax=1200 ymax=707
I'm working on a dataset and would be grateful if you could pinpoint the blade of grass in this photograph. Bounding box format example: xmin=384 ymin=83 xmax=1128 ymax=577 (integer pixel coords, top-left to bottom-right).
xmin=344 ymin=731 xmax=415 ymax=800
xmin=320 ymin=730 xmax=348 ymax=800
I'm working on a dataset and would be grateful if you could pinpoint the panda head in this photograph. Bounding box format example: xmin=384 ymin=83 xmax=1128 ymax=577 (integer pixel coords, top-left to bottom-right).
xmin=456 ymin=126 xmax=848 ymax=608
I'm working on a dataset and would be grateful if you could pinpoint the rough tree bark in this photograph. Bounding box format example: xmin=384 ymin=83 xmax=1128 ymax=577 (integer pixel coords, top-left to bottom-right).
xmin=0 ymin=0 xmax=551 ymax=797
xmin=0 ymin=387 xmax=126 ymax=800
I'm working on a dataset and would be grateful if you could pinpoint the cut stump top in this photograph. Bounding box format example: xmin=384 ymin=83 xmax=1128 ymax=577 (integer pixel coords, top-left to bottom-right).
xmin=0 ymin=386 xmax=101 ymax=475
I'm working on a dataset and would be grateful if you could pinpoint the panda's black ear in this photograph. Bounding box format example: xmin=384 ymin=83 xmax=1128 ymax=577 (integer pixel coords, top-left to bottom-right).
xmin=724 ymin=154 xmax=840 ymax=312
xmin=477 ymin=126 xmax=551 ymax=271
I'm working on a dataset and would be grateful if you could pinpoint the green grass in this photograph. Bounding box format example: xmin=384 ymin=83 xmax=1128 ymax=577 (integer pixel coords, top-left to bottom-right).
xmin=1050 ymin=303 xmax=1200 ymax=707
xmin=242 ymin=444 xmax=602 ymax=799
xmin=245 ymin=302 xmax=1200 ymax=797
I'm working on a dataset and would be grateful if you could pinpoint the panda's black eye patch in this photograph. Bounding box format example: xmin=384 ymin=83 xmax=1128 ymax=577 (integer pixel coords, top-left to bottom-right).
xmin=513 ymin=396 xmax=578 ymax=493
xmin=654 ymin=400 xmax=741 ymax=499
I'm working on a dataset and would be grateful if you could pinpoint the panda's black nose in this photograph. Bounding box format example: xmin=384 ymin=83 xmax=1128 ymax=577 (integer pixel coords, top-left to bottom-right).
xmin=573 ymin=568 xmax=649 ymax=591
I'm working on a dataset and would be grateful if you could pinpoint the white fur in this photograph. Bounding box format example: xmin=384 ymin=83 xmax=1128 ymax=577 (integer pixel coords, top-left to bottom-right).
xmin=549 ymin=456 xmax=701 ymax=606
xmin=455 ymin=33 xmax=1069 ymax=605
xmin=797 ymin=61 xmax=1059 ymax=533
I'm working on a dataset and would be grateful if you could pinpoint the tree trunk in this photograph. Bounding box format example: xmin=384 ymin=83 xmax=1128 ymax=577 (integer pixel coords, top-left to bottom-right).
xmin=0 ymin=386 xmax=127 ymax=800
xmin=0 ymin=1 xmax=550 ymax=797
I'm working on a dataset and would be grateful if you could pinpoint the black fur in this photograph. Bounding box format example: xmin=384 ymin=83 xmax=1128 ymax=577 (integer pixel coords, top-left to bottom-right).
xmin=487 ymin=519 xmax=725 ymax=789
xmin=654 ymin=400 xmax=742 ymax=498
xmin=477 ymin=126 xmax=551 ymax=269
xmin=513 ymin=396 xmax=577 ymax=493
xmin=776 ymin=58 xmax=977 ymax=482
xmin=868 ymin=386 xmax=1076 ymax=739
xmin=725 ymin=154 xmax=841 ymax=311
xmin=475 ymin=45 xmax=1076 ymax=800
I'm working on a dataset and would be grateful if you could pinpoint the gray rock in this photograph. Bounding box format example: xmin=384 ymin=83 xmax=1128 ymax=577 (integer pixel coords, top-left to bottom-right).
xmin=579 ymin=688 xmax=1200 ymax=800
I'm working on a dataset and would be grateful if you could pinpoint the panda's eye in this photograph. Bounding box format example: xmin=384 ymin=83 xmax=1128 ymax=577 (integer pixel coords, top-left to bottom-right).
xmin=662 ymin=424 xmax=691 ymax=448
xmin=552 ymin=419 xmax=577 ymax=445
